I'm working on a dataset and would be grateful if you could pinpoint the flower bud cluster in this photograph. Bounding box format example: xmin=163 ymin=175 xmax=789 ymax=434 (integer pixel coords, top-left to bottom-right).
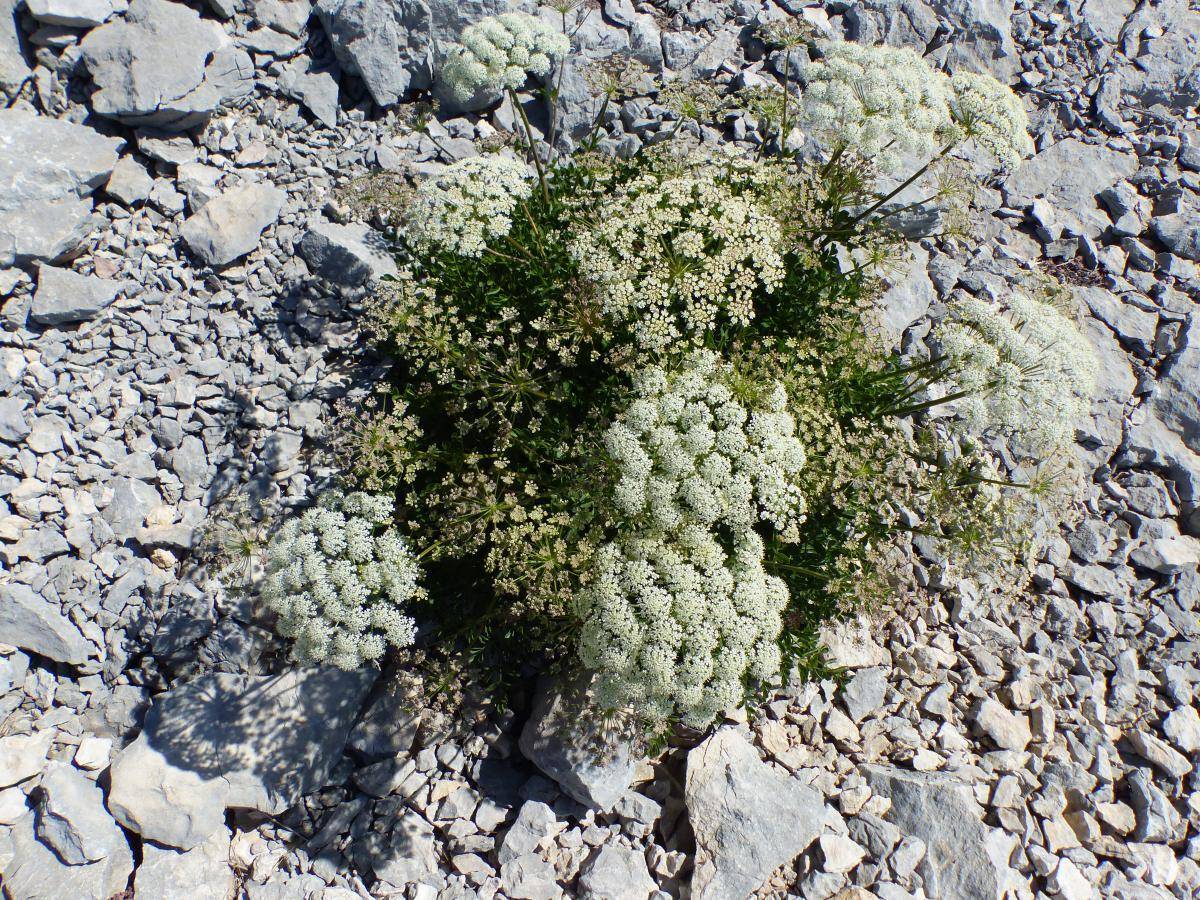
xmin=262 ymin=492 xmax=421 ymax=669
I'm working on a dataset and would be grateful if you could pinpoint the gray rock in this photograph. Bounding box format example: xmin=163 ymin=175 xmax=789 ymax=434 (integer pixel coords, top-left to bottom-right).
xmin=862 ymin=765 xmax=1016 ymax=900
xmin=499 ymin=800 xmax=558 ymax=865
xmin=845 ymin=0 xmax=939 ymax=48
xmin=25 ymin=0 xmax=125 ymax=26
xmin=842 ymin=666 xmax=888 ymax=723
xmin=1152 ymin=314 xmax=1200 ymax=458
xmin=877 ymin=244 xmax=934 ymax=347
xmin=930 ymin=0 xmax=1018 ymax=79
xmin=80 ymin=0 xmax=254 ymax=131
xmin=252 ymin=0 xmax=313 ymax=35
xmin=107 ymin=667 xmax=375 ymax=849
xmin=298 ymin=220 xmax=397 ymax=286
xmin=0 ymin=396 xmax=31 ymax=443
xmin=0 ymin=730 xmax=54 ymax=789
xmin=29 ymin=266 xmax=121 ymax=326
xmin=366 ymin=808 xmax=438 ymax=885
xmin=103 ymin=476 xmax=160 ymax=541
xmin=1127 ymin=767 xmax=1184 ymax=843
xmin=1130 ymin=534 xmax=1200 ymax=574
xmin=36 ymin=763 xmax=127 ymax=865
xmin=500 ymin=853 xmax=562 ymax=900
xmin=180 ymin=181 xmax=286 ymax=266
xmin=0 ymin=108 xmax=123 ymax=265
xmin=1152 ymin=194 xmax=1200 ymax=262
xmin=0 ymin=582 xmax=96 ymax=666
xmin=1117 ymin=1 xmax=1200 ymax=111
xmin=316 ymin=0 xmax=521 ymax=108
xmin=972 ymin=699 xmax=1031 ymax=751
xmin=105 ymin=156 xmax=154 ymax=206
xmin=278 ymin=57 xmax=340 ymax=127
xmin=1 ymin=810 xmax=133 ymax=900
xmin=577 ymin=845 xmax=656 ymax=900
xmin=686 ymin=728 xmax=826 ymax=900
xmin=518 ymin=674 xmax=636 ymax=812
xmin=1003 ymin=138 xmax=1137 ymax=237
xmin=134 ymin=827 xmax=236 ymax=900
xmin=0 ymin=0 xmax=30 ymax=97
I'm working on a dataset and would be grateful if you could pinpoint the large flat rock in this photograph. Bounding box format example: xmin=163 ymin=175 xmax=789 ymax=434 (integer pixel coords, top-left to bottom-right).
xmin=1 ymin=809 xmax=133 ymax=900
xmin=107 ymin=668 xmax=375 ymax=849
xmin=80 ymin=0 xmax=253 ymax=131
xmin=686 ymin=728 xmax=826 ymax=900
xmin=0 ymin=108 xmax=123 ymax=265
xmin=0 ymin=582 xmax=97 ymax=666
xmin=180 ymin=180 xmax=286 ymax=266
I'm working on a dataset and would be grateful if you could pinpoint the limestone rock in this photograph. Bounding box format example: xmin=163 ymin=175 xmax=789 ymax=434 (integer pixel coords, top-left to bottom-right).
xmin=180 ymin=181 xmax=286 ymax=266
xmin=298 ymin=220 xmax=397 ymax=286
xmin=80 ymin=0 xmax=254 ymax=131
xmin=36 ymin=763 xmax=127 ymax=866
xmin=0 ymin=0 xmax=30 ymax=97
xmin=686 ymin=728 xmax=826 ymax=900
xmin=30 ymin=266 xmax=121 ymax=326
xmin=1 ymin=809 xmax=133 ymax=900
xmin=278 ymin=57 xmax=340 ymax=127
xmin=577 ymin=845 xmax=656 ymax=900
xmin=0 ymin=730 xmax=54 ymax=789
xmin=518 ymin=674 xmax=636 ymax=812
xmin=104 ymin=156 xmax=154 ymax=206
xmin=25 ymin=0 xmax=126 ymax=27
xmin=0 ymin=582 xmax=96 ymax=666
xmin=106 ymin=667 xmax=375 ymax=849
xmin=0 ymin=108 xmax=123 ymax=265
xmin=134 ymin=827 xmax=237 ymax=900
xmin=862 ymin=764 xmax=1017 ymax=900
xmin=1153 ymin=194 xmax=1200 ymax=262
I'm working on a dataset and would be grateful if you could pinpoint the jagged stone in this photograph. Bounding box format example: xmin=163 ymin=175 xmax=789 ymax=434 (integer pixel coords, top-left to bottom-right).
xmin=687 ymin=728 xmax=826 ymax=900
xmin=0 ymin=582 xmax=96 ymax=666
xmin=36 ymin=763 xmax=127 ymax=866
xmin=134 ymin=827 xmax=236 ymax=900
xmin=180 ymin=181 xmax=286 ymax=266
xmin=298 ymin=220 xmax=397 ymax=285
xmin=1 ymin=809 xmax=133 ymax=900
xmin=29 ymin=266 xmax=121 ymax=326
xmin=25 ymin=0 xmax=125 ymax=27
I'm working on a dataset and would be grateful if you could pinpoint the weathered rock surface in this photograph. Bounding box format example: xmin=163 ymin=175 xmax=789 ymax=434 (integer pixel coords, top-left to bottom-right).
xmin=0 ymin=730 xmax=54 ymax=789
xmin=80 ymin=0 xmax=254 ymax=130
xmin=298 ymin=220 xmax=397 ymax=286
xmin=1 ymin=809 xmax=133 ymax=900
xmin=134 ymin=827 xmax=236 ymax=900
xmin=25 ymin=0 xmax=126 ymax=27
xmin=180 ymin=181 xmax=286 ymax=266
xmin=686 ymin=728 xmax=826 ymax=900
xmin=35 ymin=763 xmax=127 ymax=866
xmin=29 ymin=266 xmax=121 ymax=326
xmin=576 ymin=845 xmax=656 ymax=900
xmin=518 ymin=674 xmax=636 ymax=812
xmin=0 ymin=0 xmax=30 ymax=97
xmin=862 ymin=765 xmax=1016 ymax=900
xmin=0 ymin=108 xmax=123 ymax=265
xmin=0 ymin=583 xmax=96 ymax=666
xmin=106 ymin=667 xmax=375 ymax=849
xmin=1004 ymin=137 xmax=1138 ymax=236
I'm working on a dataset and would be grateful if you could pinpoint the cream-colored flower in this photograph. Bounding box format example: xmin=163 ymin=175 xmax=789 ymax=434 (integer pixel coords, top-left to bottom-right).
xmin=441 ymin=12 xmax=570 ymax=103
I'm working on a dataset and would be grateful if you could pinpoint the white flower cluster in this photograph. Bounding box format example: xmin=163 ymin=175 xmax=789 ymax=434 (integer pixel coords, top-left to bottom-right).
xmin=936 ymin=292 xmax=1098 ymax=452
xmin=570 ymin=167 xmax=785 ymax=351
xmin=947 ymin=72 xmax=1035 ymax=170
xmin=799 ymin=41 xmax=1033 ymax=170
xmin=578 ymin=351 xmax=807 ymax=726
xmin=799 ymin=42 xmax=952 ymax=170
xmin=441 ymin=12 xmax=569 ymax=104
xmin=262 ymin=492 xmax=421 ymax=670
xmin=405 ymin=155 xmax=532 ymax=258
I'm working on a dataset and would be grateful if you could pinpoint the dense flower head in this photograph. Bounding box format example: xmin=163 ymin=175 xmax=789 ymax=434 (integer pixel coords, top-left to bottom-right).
xmin=441 ymin=11 xmax=570 ymax=103
xmin=404 ymin=154 xmax=532 ymax=258
xmin=262 ymin=491 xmax=422 ymax=669
xmin=936 ymin=291 xmax=1098 ymax=452
xmin=799 ymin=41 xmax=953 ymax=169
xmin=947 ymin=72 xmax=1034 ymax=169
xmin=577 ymin=351 xmax=807 ymax=726
xmin=569 ymin=163 xmax=785 ymax=351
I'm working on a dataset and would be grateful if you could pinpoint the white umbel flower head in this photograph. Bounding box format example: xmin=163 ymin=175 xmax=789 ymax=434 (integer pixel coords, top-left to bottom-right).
xmin=799 ymin=41 xmax=953 ymax=170
xmin=441 ymin=12 xmax=570 ymax=104
xmin=935 ymin=291 xmax=1098 ymax=452
xmin=570 ymin=164 xmax=785 ymax=351
xmin=261 ymin=491 xmax=422 ymax=669
xmin=405 ymin=154 xmax=533 ymax=258
xmin=947 ymin=71 xmax=1034 ymax=169
xmin=578 ymin=351 xmax=807 ymax=727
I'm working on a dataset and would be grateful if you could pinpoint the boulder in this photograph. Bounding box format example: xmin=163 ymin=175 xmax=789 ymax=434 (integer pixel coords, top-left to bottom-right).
xmin=1 ymin=809 xmax=133 ymax=900
xmin=0 ymin=582 xmax=96 ymax=666
xmin=0 ymin=730 xmax=54 ymax=789
xmin=315 ymin=0 xmax=527 ymax=108
xmin=104 ymin=156 xmax=154 ymax=206
xmin=180 ymin=181 xmax=286 ymax=266
xmin=1152 ymin=193 xmax=1200 ymax=262
xmin=930 ymin=0 xmax=1019 ymax=79
xmin=877 ymin=244 xmax=934 ymax=347
xmin=36 ymin=763 xmax=127 ymax=866
xmin=686 ymin=728 xmax=826 ymax=900
xmin=0 ymin=0 xmax=30 ymax=98
xmin=278 ymin=57 xmax=340 ymax=127
xmin=106 ymin=667 xmax=375 ymax=849
xmin=298 ymin=220 xmax=397 ymax=286
xmin=29 ymin=266 xmax=121 ymax=326
xmin=1117 ymin=0 xmax=1200 ymax=111
xmin=134 ymin=827 xmax=236 ymax=900
xmin=0 ymin=396 xmax=31 ymax=443
xmin=861 ymin=764 xmax=1017 ymax=900
xmin=518 ymin=674 xmax=636 ymax=812
xmin=80 ymin=0 xmax=254 ymax=131
xmin=0 ymin=108 xmax=123 ymax=265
